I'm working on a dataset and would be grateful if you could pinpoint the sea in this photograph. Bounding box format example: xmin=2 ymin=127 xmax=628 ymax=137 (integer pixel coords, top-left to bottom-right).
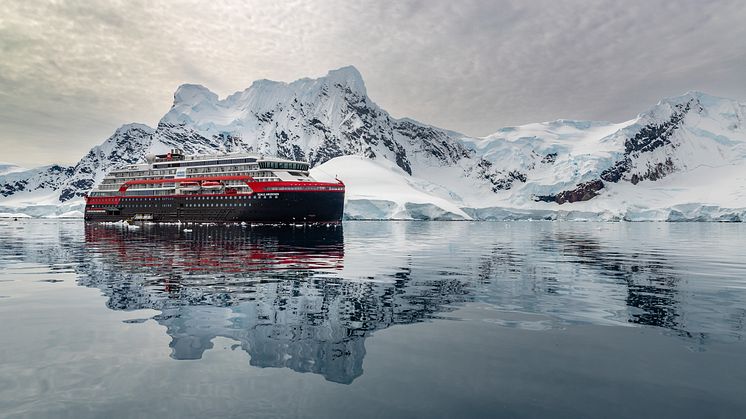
xmin=1 ymin=219 xmax=745 ymax=418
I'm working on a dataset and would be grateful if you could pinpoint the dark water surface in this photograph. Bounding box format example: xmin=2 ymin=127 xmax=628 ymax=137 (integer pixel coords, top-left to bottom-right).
xmin=1 ymin=220 xmax=745 ymax=418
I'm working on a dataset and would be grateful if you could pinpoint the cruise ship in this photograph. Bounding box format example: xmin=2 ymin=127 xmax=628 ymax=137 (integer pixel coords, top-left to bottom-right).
xmin=84 ymin=149 xmax=345 ymax=223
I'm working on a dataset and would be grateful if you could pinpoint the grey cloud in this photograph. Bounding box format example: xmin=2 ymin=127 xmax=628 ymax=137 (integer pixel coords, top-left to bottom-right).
xmin=1 ymin=0 xmax=745 ymax=166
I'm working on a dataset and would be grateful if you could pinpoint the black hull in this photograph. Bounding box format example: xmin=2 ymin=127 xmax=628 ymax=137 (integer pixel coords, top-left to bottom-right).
xmin=85 ymin=192 xmax=344 ymax=223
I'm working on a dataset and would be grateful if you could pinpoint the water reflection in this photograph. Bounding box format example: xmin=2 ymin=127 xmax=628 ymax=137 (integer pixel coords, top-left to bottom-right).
xmin=2 ymin=220 xmax=744 ymax=385
xmin=79 ymin=224 xmax=471 ymax=384
xmin=548 ymin=232 xmax=682 ymax=329
xmin=544 ymin=231 xmax=722 ymax=347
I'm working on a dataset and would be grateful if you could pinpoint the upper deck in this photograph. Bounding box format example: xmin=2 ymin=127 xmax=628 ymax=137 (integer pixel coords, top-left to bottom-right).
xmin=89 ymin=149 xmax=325 ymax=197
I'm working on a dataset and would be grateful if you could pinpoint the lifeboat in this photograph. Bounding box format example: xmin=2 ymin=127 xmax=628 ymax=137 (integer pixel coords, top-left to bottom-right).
xmin=201 ymin=181 xmax=223 ymax=190
xmin=179 ymin=181 xmax=201 ymax=192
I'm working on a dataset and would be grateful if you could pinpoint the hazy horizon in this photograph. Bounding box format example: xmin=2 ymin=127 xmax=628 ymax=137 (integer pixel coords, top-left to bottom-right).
xmin=2 ymin=0 xmax=746 ymax=167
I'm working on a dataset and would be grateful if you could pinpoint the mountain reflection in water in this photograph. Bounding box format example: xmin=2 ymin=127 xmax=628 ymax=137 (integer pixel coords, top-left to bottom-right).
xmin=4 ymin=221 xmax=742 ymax=385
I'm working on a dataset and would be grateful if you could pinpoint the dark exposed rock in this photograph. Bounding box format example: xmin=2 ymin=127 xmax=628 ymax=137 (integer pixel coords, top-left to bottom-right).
xmin=469 ymin=159 xmax=527 ymax=192
xmin=276 ymin=130 xmax=307 ymax=162
xmin=212 ymin=132 xmax=243 ymax=152
xmin=601 ymin=100 xmax=695 ymax=184
xmin=0 ymin=180 xmax=27 ymax=197
xmin=309 ymin=138 xmax=345 ymax=167
xmin=291 ymin=145 xmax=306 ymax=162
xmin=535 ymin=180 xmax=605 ymax=204
xmin=60 ymin=178 xmax=94 ymax=201
xmin=156 ymin=122 xmax=217 ymax=155
xmin=492 ymin=170 xmax=527 ymax=191
xmin=395 ymin=150 xmax=411 ymax=175
xmin=394 ymin=121 xmax=471 ymax=163
xmin=600 ymin=158 xmax=630 ymax=183
xmin=541 ymin=153 xmax=557 ymax=164
xmin=630 ymin=157 xmax=676 ymax=185
xmin=309 ymin=118 xmax=329 ymax=133
xmin=625 ymin=101 xmax=690 ymax=154
xmin=1 ymin=165 xmax=74 ymax=198
xmin=257 ymin=111 xmax=274 ymax=123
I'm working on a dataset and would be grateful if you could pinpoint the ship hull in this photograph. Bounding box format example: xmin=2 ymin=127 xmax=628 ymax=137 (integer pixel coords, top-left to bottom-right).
xmin=85 ymin=191 xmax=345 ymax=223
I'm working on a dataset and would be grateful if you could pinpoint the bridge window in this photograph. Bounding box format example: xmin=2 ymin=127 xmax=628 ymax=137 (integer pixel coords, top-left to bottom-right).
xmin=258 ymin=161 xmax=309 ymax=171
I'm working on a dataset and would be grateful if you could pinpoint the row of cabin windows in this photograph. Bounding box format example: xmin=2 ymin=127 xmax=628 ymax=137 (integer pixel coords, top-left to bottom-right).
xmin=187 ymin=165 xmax=257 ymax=174
xmin=125 ymin=189 xmax=176 ymax=196
xmin=128 ymin=184 xmax=176 ymax=189
xmin=185 ymin=202 xmax=252 ymax=207
xmin=107 ymin=166 xmax=258 ymax=182
xmin=153 ymin=157 xmax=257 ymax=169
xmin=126 ymin=198 xmax=280 ymax=209
xmin=128 ymin=203 xmax=247 ymax=208
xmin=123 ymin=195 xmax=278 ymax=202
xmin=182 ymin=171 xmax=277 ymax=178
xmin=107 ymin=169 xmax=177 ymax=179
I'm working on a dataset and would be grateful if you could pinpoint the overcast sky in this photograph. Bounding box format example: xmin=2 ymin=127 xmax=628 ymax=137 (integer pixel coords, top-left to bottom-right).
xmin=1 ymin=0 xmax=745 ymax=167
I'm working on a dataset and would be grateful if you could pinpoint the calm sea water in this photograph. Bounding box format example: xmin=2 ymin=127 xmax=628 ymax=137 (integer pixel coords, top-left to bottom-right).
xmin=1 ymin=220 xmax=745 ymax=418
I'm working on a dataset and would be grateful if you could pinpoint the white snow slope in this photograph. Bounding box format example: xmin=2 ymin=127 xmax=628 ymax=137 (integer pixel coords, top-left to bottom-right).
xmin=0 ymin=163 xmax=27 ymax=176
xmin=457 ymin=92 xmax=746 ymax=221
xmin=311 ymin=156 xmax=471 ymax=220
xmin=2 ymin=65 xmax=745 ymax=221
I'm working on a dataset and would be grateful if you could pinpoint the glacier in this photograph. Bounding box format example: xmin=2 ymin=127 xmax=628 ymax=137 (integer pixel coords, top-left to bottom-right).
xmin=1 ymin=66 xmax=745 ymax=222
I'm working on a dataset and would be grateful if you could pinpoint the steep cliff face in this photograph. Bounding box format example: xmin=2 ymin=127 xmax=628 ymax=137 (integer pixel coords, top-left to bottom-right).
xmin=58 ymin=124 xmax=155 ymax=202
xmin=601 ymin=98 xmax=699 ymax=185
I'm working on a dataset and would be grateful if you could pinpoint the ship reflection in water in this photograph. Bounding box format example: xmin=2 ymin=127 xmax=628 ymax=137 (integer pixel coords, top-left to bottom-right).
xmin=81 ymin=224 xmax=471 ymax=384
xmin=75 ymin=222 xmax=746 ymax=386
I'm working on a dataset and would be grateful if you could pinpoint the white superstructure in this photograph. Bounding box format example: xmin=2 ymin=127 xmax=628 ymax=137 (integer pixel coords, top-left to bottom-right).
xmin=89 ymin=149 xmax=314 ymax=197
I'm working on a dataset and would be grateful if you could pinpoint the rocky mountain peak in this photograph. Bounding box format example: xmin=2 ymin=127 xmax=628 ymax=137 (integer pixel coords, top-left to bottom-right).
xmin=149 ymin=65 xmax=488 ymax=184
xmin=323 ymin=65 xmax=367 ymax=96
xmin=172 ymin=84 xmax=219 ymax=108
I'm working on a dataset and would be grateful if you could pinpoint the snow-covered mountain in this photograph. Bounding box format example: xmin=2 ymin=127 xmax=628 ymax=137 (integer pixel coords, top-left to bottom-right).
xmin=457 ymin=91 xmax=746 ymax=221
xmin=2 ymin=66 xmax=745 ymax=221
xmin=318 ymin=90 xmax=746 ymax=221
xmin=0 ymin=162 xmax=27 ymax=176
